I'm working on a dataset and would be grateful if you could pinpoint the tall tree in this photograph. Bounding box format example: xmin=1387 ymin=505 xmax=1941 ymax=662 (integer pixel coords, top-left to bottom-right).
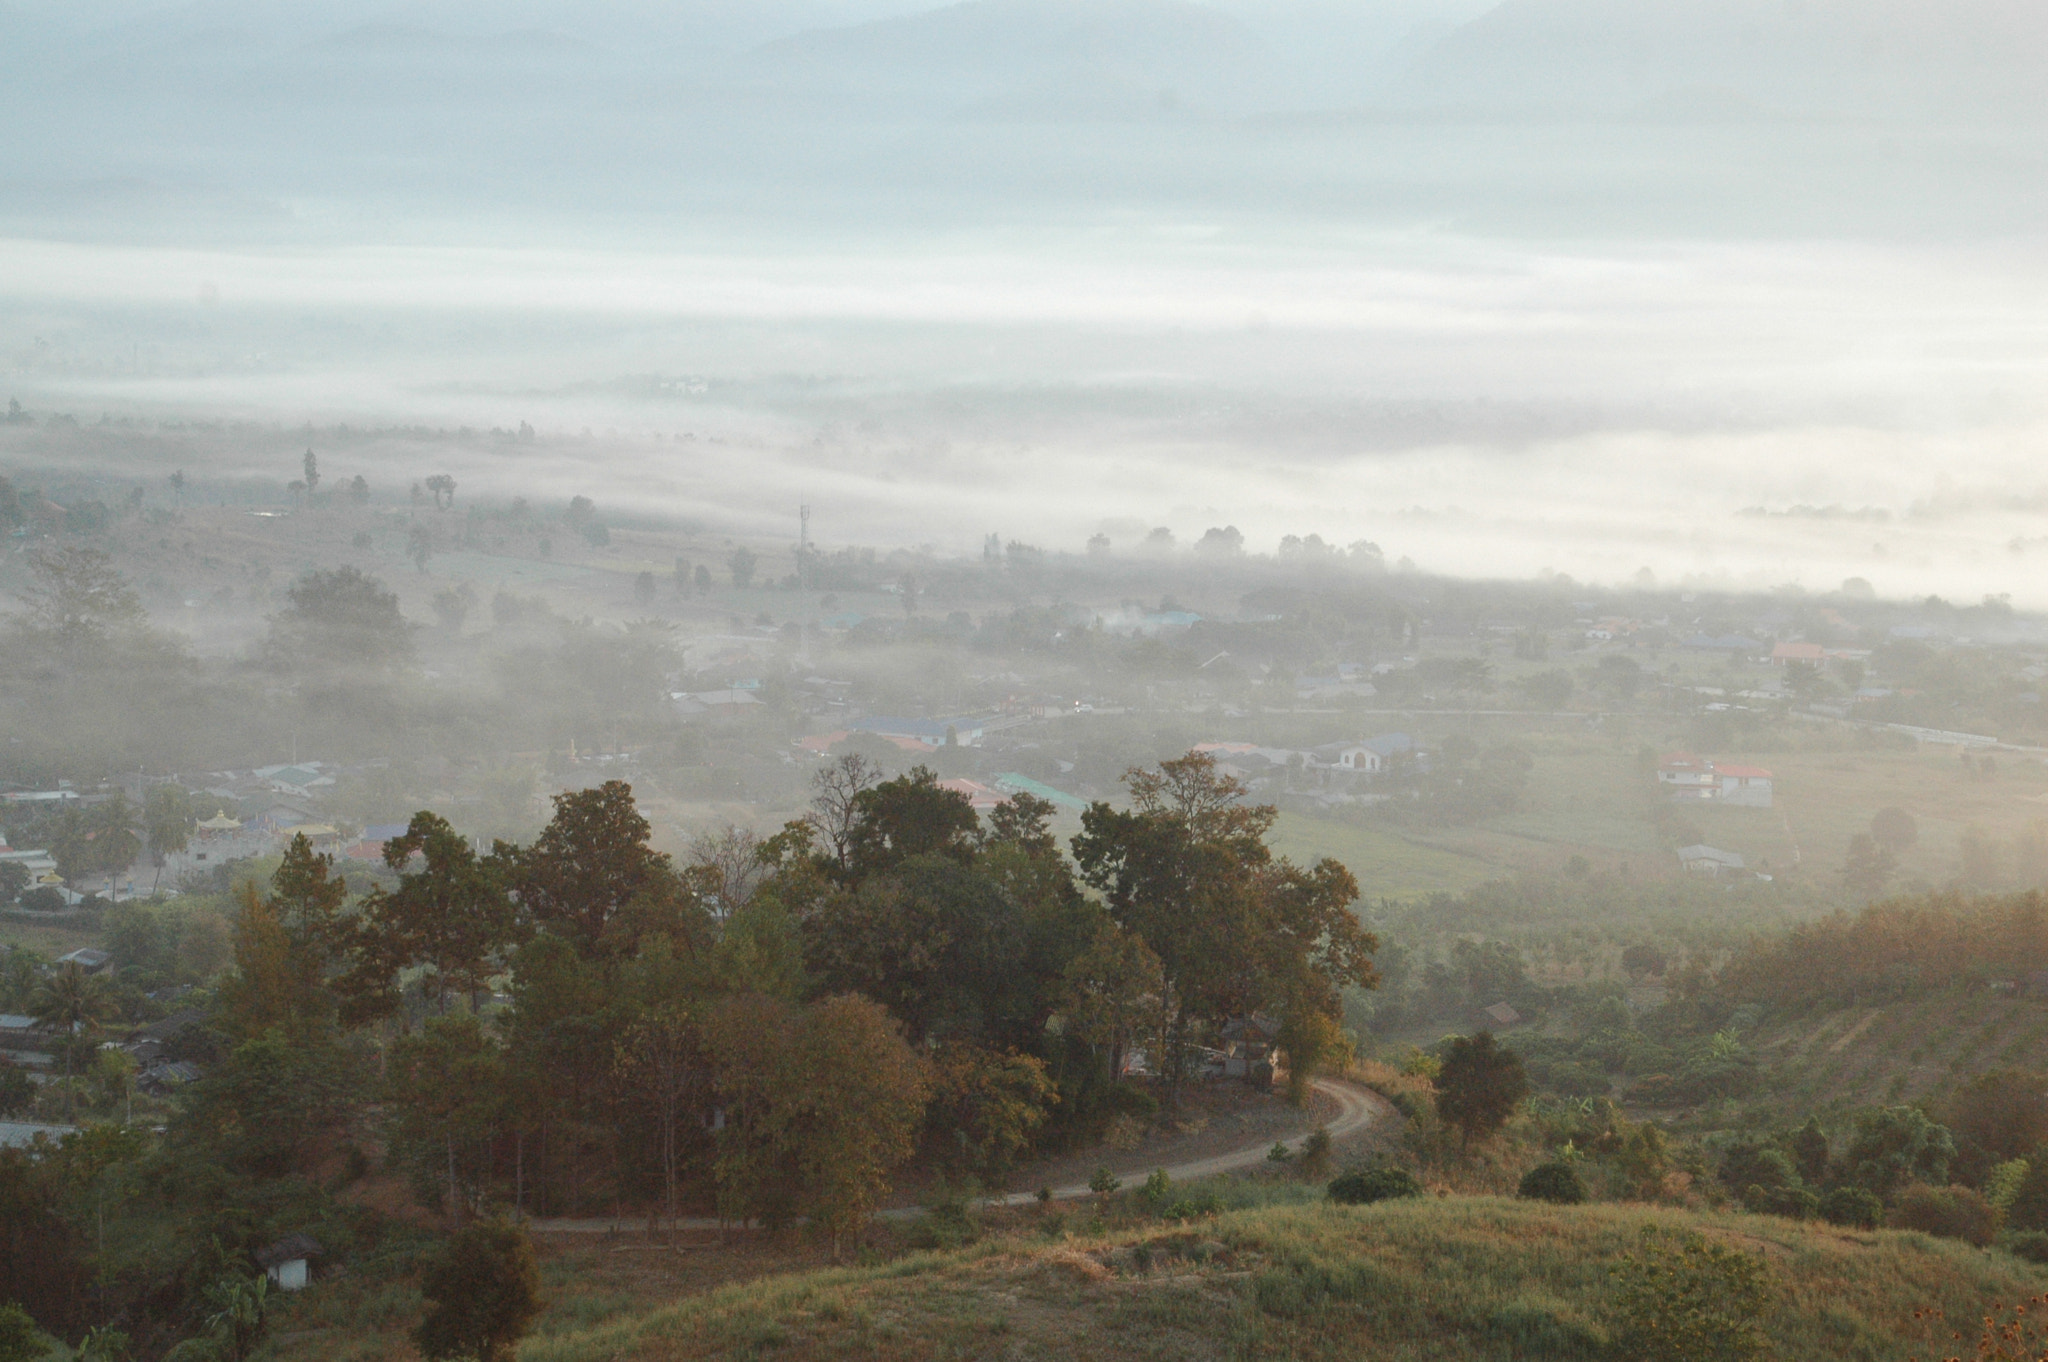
xmin=338 ymin=812 xmax=517 ymax=1021
xmin=386 ymin=1016 xmax=507 ymax=1222
xmin=264 ymin=566 xmax=413 ymax=671
xmin=143 ymin=784 xmax=193 ymax=895
xmin=1072 ymin=752 xmax=1375 ymax=1100
xmin=705 ymin=993 xmax=929 ymax=1258
xmin=514 ymin=781 xmax=702 ymax=961
xmin=1435 ymin=1031 xmax=1529 ymax=1145
xmin=843 ymin=768 xmax=979 ymax=879
xmin=29 ymin=963 xmax=112 ymax=1119
xmin=16 ymin=547 xmax=145 ymax=645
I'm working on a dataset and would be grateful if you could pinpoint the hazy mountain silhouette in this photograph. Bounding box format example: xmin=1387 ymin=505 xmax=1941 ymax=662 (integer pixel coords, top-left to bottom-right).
xmin=1397 ymin=0 xmax=2048 ymax=120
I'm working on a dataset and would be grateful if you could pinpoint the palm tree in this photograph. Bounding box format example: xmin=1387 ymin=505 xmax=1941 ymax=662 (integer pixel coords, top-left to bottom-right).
xmin=30 ymin=961 xmax=112 ymax=1120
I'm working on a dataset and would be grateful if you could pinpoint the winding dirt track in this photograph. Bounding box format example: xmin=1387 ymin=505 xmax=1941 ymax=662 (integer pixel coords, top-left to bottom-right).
xmin=526 ymin=1078 xmax=1391 ymax=1232
xmin=992 ymin=1076 xmax=1388 ymax=1206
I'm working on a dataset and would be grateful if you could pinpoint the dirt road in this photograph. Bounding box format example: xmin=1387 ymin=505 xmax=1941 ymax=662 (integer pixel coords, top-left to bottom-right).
xmin=527 ymin=1077 xmax=1391 ymax=1232
xmin=990 ymin=1076 xmax=1388 ymax=1206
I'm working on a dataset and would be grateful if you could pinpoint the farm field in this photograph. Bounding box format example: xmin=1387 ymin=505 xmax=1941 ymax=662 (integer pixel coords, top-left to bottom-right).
xmin=1745 ymin=988 xmax=2048 ymax=1119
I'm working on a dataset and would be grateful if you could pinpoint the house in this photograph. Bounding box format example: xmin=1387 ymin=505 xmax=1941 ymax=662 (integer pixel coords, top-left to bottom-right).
xmin=853 ymin=716 xmax=987 ymax=747
xmin=937 ymin=778 xmax=1009 ymax=812
xmin=1315 ymin=742 xmax=1384 ymax=773
xmin=1659 ymin=754 xmax=1773 ymax=808
xmin=680 ymin=689 xmax=762 ymax=710
xmin=1657 ymin=753 xmax=1719 ymax=799
xmin=1677 ymin=845 xmax=1746 ymax=875
xmin=796 ymin=729 xmax=937 ymax=756
xmin=1770 ymin=641 xmax=1828 ymax=668
xmin=254 ymin=1234 xmax=324 ymax=1292
xmin=1715 ymin=764 xmax=1774 ymax=808
xmin=56 ymin=948 xmax=112 ymax=974
xmin=1215 ymin=1017 xmax=1282 ymax=1084
xmin=139 ymin=1060 xmax=203 ymax=1095
xmin=0 ymin=1121 xmax=76 ymax=1150
xmin=991 ymin=773 xmax=1089 ymax=813
xmin=0 ymin=1014 xmax=53 ymax=1054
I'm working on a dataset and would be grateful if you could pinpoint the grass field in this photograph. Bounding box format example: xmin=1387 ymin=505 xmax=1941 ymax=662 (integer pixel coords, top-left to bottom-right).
xmin=1270 ymin=814 xmax=1500 ymax=901
xmin=267 ymin=1197 xmax=2047 ymax=1362
xmin=0 ymin=912 xmax=100 ymax=960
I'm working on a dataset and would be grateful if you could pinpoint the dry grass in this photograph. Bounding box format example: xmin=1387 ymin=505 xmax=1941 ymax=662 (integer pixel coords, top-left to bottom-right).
xmin=379 ymin=1197 xmax=2045 ymax=1362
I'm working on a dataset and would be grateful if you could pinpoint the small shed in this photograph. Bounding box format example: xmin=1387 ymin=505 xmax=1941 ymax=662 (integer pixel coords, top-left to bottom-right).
xmin=255 ymin=1234 xmax=324 ymax=1291
xmin=56 ymin=949 xmax=112 ymax=974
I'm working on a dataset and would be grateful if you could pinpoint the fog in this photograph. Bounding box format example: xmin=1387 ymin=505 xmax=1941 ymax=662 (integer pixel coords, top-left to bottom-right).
xmin=5 ymin=0 xmax=2048 ymax=599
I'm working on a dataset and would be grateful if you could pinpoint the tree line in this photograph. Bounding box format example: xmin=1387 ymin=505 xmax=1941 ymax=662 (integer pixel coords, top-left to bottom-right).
xmin=0 ymin=750 xmax=1372 ymax=1352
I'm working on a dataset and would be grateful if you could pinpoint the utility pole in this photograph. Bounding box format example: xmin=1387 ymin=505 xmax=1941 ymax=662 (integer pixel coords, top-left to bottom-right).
xmin=798 ymin=503 xmax=813 ymax=668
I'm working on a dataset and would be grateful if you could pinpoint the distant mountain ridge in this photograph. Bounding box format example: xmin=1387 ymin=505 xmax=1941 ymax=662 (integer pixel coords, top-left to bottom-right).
xmin=742 ymin=0 xmax=1286 ymax=113
xmin=1398 ymin=0 xmax=2048 ymax=120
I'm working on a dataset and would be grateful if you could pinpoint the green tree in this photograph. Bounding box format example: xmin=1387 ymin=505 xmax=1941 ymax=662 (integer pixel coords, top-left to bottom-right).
xmin=268 ymin=833 xmax=349 ymax=960
xmin=173 ymin=1028 xmax=363 ymax=1177
xmin=706 ymin=993 xmax=930 ymax=1256
xmin=727 ymin=546 xmax=757 ymax=589
xmin=1788 ymin=1116 xmax=1830 ymax=1185
xmin=386 ymin=1016 xmax=507 ymax=1221
xmin=1842 ymin=1105 xmax=1955 ymax=1198
xmin=1072 ymin=752 xmax=1376 ymax=1102
xmin=29 ymin=962 xmax=112 ymax=1119
xmin=1434 ymin=1031 xmax=1529 ymax=1145
xmin=0 ymin=1301 xmax=41 ymax=1362
xmin=843 ymin=768 xmax=979 ymax=879
xmin=143 ymin=784 xmax=193 ymax=894
xmin=413 ymin=1221 xmax=542 ymax=1362
xmin=16 ymin=547 xmax=145 ymax=645
xmin=200 ymin=1274 xmax=268 ymax=1362
xmin=514 ymin=781 xmax=703 ymax=962
xmin=339 ymin=812 xmax=517 ymax=1020
xmin=805 ymin=855 xmax=1036 ymax=1046
xmin=264 ymin=566 xmax=413 ymax=671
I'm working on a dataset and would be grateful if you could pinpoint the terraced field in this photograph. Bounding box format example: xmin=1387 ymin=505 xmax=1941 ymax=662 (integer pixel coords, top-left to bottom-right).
xmin=1749 ymin=989 xmax=2048 ymax=1115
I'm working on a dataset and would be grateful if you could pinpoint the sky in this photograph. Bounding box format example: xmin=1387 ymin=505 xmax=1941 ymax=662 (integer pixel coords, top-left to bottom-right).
xmin=3 ymin=0 xmax=2046 ymax=601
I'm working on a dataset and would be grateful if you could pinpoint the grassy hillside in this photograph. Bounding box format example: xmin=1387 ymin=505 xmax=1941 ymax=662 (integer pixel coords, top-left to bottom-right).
xmin=336 ymin=1199 xmax=2044 ymax=1362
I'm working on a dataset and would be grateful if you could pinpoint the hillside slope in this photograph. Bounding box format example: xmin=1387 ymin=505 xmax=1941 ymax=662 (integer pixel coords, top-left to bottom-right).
xmin=1746 ymin=988 xmax=2048 ymax=1117
xmin=506 ymin=1199 xmax=2040 ymax=1362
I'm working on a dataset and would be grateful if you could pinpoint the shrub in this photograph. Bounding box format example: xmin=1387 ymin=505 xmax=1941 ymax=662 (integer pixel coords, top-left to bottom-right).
xmin=1607 ymin=1227 xmax=1772 ymax=1362
xmin=1329 ymin=1166 xmax=1424 ymax=1205
xmin=1300 ymin=1127 xmax=1334 ymax=1179
xmin=0 ymin=1302 xmax=42 ymax=1362
xmin=1436 ymin=1032 xmax=1530 ymax=1144
xmin=2005 ymin=1230 xmax=2048 ymax=1264
xmin=1518 ymin=1162 xmax=1588 ymax=1205
xmin=1742 ymin=1184 xmax=1819 ymax=1220
xmin=1818 ymin=1185 xmax=1884 ymax=1229
xmin=1891 ymin=1183 xmax=2001 ymax=1247
xmin=1163 ymin=1193 xmax=1224 ymax=1220
xmin=414 ymin=1221 xmax=544 ymax=1362
xmin=1140 ymin=1169 xmax=1171 ymax=1205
